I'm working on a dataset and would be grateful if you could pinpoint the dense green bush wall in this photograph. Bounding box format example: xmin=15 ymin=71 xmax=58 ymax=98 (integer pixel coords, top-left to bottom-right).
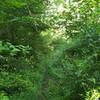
xmin=0 ymin=0 xmax=100 ymax=100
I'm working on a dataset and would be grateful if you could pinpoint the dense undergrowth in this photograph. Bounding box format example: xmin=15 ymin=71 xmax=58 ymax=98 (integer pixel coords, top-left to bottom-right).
xmin=0 ymin=0 xmax=100 ymax=100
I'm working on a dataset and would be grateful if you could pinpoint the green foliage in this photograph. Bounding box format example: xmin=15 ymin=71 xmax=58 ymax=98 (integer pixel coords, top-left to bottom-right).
xmin=0 ymin=0 xmax=100 ymax=100
xmin=0 ymin=90 xmax=9 ymax=100
xmin=0 ymin=41 xmax=31 ymax=56
xmin=85 ymin=89 xmax=100 ymax=100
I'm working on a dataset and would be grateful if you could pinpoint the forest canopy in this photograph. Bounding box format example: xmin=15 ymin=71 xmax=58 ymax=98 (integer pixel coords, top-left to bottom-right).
xmin=0 ymin=0 xmax=100 ymax=100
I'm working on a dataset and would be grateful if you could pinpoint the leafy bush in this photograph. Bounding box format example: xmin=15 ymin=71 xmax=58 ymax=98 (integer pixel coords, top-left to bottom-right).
xmin=0 ymin=41 xmax=31 ymax=57
xmin=0 ymin=0 xmax=100 ymax=100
